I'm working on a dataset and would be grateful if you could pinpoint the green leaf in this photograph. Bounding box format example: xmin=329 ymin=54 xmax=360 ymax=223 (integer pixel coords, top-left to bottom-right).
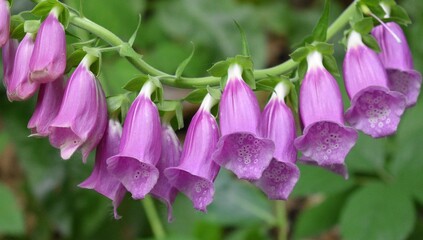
xmin=175 ymin=103 xmax=184 ymax=129
xmin=10 ymin=22 xmax=25 ymax=40
xmin=346 ymin=133 xmax=386 ymax=174
xmin=175 ymin=42 xmax=195 ymax=79
xmin=0 ymin=183 xmax=25 ymax=235
xmin=242 ymin=68 xmax=255 ymax=90
xmin=314 ymin=42 xmax=334 ymax=55
xmin=362 ymin=34 xmax=381 ymax=52
xmin=206 ymin=86 xmax=221 ymax=100
xmin=352 ymin=17 xmax=374 ymax=34
xmin=23 ymin=20 xmax=40 ymax=34
xmin=340 ymin=183 xmax=415 ymax=240
xmin=388 ymin=5 xmax=412 ymax=25
xmin=122 ymin=75 xmax=149 ymax=92
xmin=290 ymin=47 xmax=309 ymax=63
xmin=311 ymin=0 xmax=330 ymax=42
xmin=297 ymin=60 xmax=308 ymax=82
xmin=234 ymin=20 xmax=250 ymax=57
xmin=128 ymin=14 xmax=142 ymax=46
xmin=322 ymin=54 xmax=340 ymax=77
xmin=106 ymin=93 xmax=131 ymax=120
xmin=65 ymin=49 xmax=85 ymax=73
xmin=184 ymin=88 xmax=208 ymax=104
xmin=207 ymin=60 xmax=230 ymax=77
xmin=31 ymin=0 xmax=58 ymax=17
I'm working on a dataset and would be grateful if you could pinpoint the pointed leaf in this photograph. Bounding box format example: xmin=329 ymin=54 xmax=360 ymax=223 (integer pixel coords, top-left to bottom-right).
xmin=208 ymin=61 xmax=230 ymax=77
xmin=206 ymin=86 xmax=221 ymax=100
xmin=362 ymin=34 xmax=381 ymax=52
xmin=184 ymin=88 xmax=208 ymax=104
xmin=323 ymin=54 xmax=340 ymax=77
xmin=234 ymin=20 xmax=250 ymax=56
xmin=312 ymin=0 xmax=330 ymax=42
xmin=129 ymin=14 xmax=142 ymax=46
xmin=175 ymin=42 xmax=196 ymax=79
xmin=122 ymin=75 xmax=149 ymax=92
xmin=290 ymin=47 xmax=310 ymax=63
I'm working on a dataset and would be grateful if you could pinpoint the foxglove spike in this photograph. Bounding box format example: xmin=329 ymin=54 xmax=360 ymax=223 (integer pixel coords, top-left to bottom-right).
xmin=2 ymin=39 xmax=18 ymax=89
xmin=79 ymin=119 xmax=126 ymax=219
xmin=0 ymin=0 xmax=10 ymax=47
xmin=28 ymin=77 xmax=65 ymax=137
xmin=29 ymin=10 xmax=66 ymax=83
xmin=107 ymin=81 xmax=161 ymax=200
xmin=344 ymin=31 xmax=406 ymax=138
xmin=7 ymin=33 xmax=39 ymax=101
xmin=372 ymin=22 xmax=421 ymax=107
xmin=295 ymin=51 xmax=358 ymax=178
xmin=49 ymin=55 xmax=108 ymax=162
xmin=150 ymin=124 xmax=181 ymax=222
xmin=252 ymin=82 xmax=300 ymax=200
xmin=165 ymin=94 xmax=220 ymax=212
xmin=212 ymin=64 xmax=274 ymax=180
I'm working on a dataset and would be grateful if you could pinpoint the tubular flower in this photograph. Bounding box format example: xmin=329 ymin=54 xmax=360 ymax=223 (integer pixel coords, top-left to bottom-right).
xmin=165 ymin=94 xmax=220 ymax=212
xmin=107 ymin=81 xmax=161 ymax=200
xmin=79 ymin=119 xmax=126 ymax=219
xmin=0 ymin=0 xmax=10 ymax=47
xmin=343 ymin=31 xmax=406 ymax=138
xmin=48 ymin=55 xmax=108 ymax=162
xmin=294 ymin=51 xmax=358 ymax=178
xmin=212 ymin=64 xmax=274 ymax=180
xmin=7 ymin=33 xmax=39 ymax=101
xmin=28 ymin=77 xmax=65 ymax=137
xmin=2 ymin=39 xmax=18 ymax=89
xmin=372 ymin=22 xmax=421 ymax=107
xmin=252 ymin=81 xmax=299 ymax=200
xmin=150 ymin=124 xmax=182 ymax=222
xmin=29 ymin=9 xmax=66 ymax=83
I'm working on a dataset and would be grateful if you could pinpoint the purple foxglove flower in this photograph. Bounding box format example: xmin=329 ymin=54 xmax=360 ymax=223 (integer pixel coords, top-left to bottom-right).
xmin=79 ymin=119 xmax=126 ymax=219
xmin=212 ymin=64 xmax=274 ymax=180
xmin=28 ymin=77 xmax=65 ymax=137
xmin=7 ymin=33 xmax=39 ymax=101
xmin=29 ymin=10 xmax=66 ymax=84
xmin=2 ymin=39 xmax=18 ymax=89
xmin=49 ymin=55 xmax=107 ymax=162
xmin=372 ymin=22 xmax=421 ymax=107
xmin=0 ymin=0 xmax=10 ymax=47
xmin=151 ymin=124 xmax=182 ymax=221
xmin=252 ymin=82 xmax=299 ymax=200
xmin=294 ymin=51 xmax=358 ymax=178
xmin=107 ymin=81 xmax=161 ymax=200
xmin=165 ymin=94 xmax=220 ymax=212
xmin=343 ymin=31 xmax=406 ymax=138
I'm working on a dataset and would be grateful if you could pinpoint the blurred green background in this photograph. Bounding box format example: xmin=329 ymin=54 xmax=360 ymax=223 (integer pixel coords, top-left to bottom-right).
xmin=1 ymin=0 xmax=423 ymax=239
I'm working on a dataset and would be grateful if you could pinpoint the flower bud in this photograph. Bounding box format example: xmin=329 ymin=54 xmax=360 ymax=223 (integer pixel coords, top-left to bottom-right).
xmin=0 ymin=0 xmax=10 ymax=47
xmin=2 ymin=39 xmax=18 ymax=89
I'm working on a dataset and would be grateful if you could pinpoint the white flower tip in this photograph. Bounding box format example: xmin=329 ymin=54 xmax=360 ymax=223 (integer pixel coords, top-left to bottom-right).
xmin=200 ymin=93 xmax=217 ymax=112
xmin=306 ymin=51 xmax=324 ymax=70
xmin=347 ymin=31 xmax=364 ymax=49
xmin=272 ymin=81 xmax=290 ymax=101
xmin=228 ymin=64 xmax=243 ymax=81
xmin=380 ymin=2 xmax=391 ymax=18
xmin=140 ymin=80 xmax=156 ymax=98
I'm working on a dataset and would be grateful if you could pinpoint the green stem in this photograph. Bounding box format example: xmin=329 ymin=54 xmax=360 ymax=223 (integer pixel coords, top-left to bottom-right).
xmin=142 ymin=196 xmax=166 ymax=239
xmin=68 ymin=1 xmax=357 ymax=89
xmin=275 ymin=201 xmax=288 ymax=240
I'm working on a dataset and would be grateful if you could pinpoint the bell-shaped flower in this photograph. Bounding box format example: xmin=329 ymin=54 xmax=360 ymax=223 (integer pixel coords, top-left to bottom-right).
xmin=372 ymin=22 xmax=421 ymax=107
xmin=28 ymin=77 xmax=65 ymax=137
xmin=252 ymin=81 xmax=300 ymax=199
xmin=29 ymin=8 xmax=66 ymax=84
xmin=2 ymin=39 xmax=18 ymax=89
xmin=79 ymin=119 xmax=126 ymax=219
xmin=7 ymin=33 xmax=39 ymax=101
xmin=294 ymin=51 xmax=358 ymax=178
xmin=107 ymin=81 xmax=161 ymax=200
xmin=212 ymin=64 xmax=274 ymax=180
xmin=165 ymin=94 xmax=220 ymax=212
xmin=343 ymin=31 xmax=406 ymax=138
xmin=150 ymin=124 xmax=182 ymax=221
xmin=48 ymin=55 xmax=108 ymax=162
xmin=0 ymin=0 xmax=10 ymax=47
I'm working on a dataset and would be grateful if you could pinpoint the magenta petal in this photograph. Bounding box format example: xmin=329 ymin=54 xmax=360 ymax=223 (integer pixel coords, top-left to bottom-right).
xmin=78 ymin=120 xmax=126 ymax=219
xmin=2 ymin=39 xmax=18 ymax=89
xmin=387 ymin=69 xmax=422 ymax=107
xmin=345 ymin=86 xmax=406 ymax=138
xmin=0 ymin=0 xmax=10 ymax=47
xmin=294 ymin=121 xmax=357 ymax=178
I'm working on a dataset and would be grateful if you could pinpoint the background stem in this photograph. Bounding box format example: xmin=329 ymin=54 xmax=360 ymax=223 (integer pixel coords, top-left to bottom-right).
xmin=275 ymin=201 xmax=288 ymax=240
xmin=142 ymin=196 xmax=166 ymax=239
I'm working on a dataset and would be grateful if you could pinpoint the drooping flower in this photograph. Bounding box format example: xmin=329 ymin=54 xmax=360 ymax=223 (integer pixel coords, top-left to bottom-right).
xmin=7 ymin=33 xmax=39 ymax=101
xmin=28 ymin=77 xmax=65 ymax=137
xmin=49 ymin=55 xmax=107 ymax=162
xmin=294 ymin=51 xmax=358 ymax=178
xmin=2 ymin=39 xmax=18 ymax=89
xmin=107 ymin=81 xmax=161 ymax=200
xmin=372 ymin=21 xmax=421 ymax=107
xmin=29 ymin=8 xmax=66 ymax=84
xmin=150 ymin=124 xmax=182 ymax=222
xmin=212 ymin=64 xmax=274 ymax=180
xmin=252 ymin=81 xmax=299 ymax=199
xmin=0 ymin=0 xmax=10 ymax=47
xmin=165 ymin=94 xmax=220 ymax=212
xmin=343 ymin=31 xmax=406 ymax=138
xmin=78 ymin=119 xmax=126 ymax=219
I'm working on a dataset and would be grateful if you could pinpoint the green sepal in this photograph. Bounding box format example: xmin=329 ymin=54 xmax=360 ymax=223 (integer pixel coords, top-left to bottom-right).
xmin=122 ymin=75 xmax=149 ymax=92
xmin=297 ymin=60 xmax=308 ymax=82
xmin=23 ymin=20 xmax=40 ymax=34
xmin=315 ymin=42 xmax=334 ymax=55
xmin=290 ymin=47 xmax=310 ymax=63
xmin=286 ymin=80 xmax=299 ymax=113
xmin=323 ymin=54 xmax=340 ymax=78
xmin=207 ymin=86 xmax=222 ymax=101
xmin=82 ymin=47 xmax=102 ymax=76
xmin=157 ymin=101 xmax=184 ymax=129
xmin=65 ymin=49 xmax=85 ymax=73
xmin=362 ymin=34 xmax=381 ymax=52
xmin=242 ymin=68 xmax=256 ymax=90
xmin=358 ymin=0 xmax=385 ymax=17
xmin=208 ymin=55 xmax=255 ymax=89
xmin=311 ymin=0 xmax=330 ymax=42
xmin=352 ymin=17 xmax=374 ymax=35
xmin=255 ymin=75 xmax=288 ymax=92
xmin=184 ymin=88 xmax=208 ymax=104
xmin=10 ymin=23 xmax=25 ymax=40
xmin=31 ymin=0 xmax=70 ymax=28
xmin=175 ymin=42 xmax=195 ymax=79
xmin=149 ymin=76 xmax=164 ymax=106
xmin=388 ymin=5 xmax=412 ymax=25
xmin=107 ymin=93 xmax=131 ymax=122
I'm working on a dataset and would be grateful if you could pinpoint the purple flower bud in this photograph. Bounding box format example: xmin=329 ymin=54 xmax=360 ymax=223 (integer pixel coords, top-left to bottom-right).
xmin=0 ymin=0 xmax=10 ymax=47
xmin=165 ymin=94 xmax=220 ymax=212
xmin=150 ymin=124 xmax=182 ymax=222
xmin=212 ymin=64 xmax=274 ymax=180
xmin=343 ymin=31 xmax=406 ymax=138
xmin=79 ymin=119 xmax=126 ymax=219
xmin=372 ymin=22 xmax=421 ymax=107
xmin=295 ymin=51 xmax=358 ymax=178
xmin=2 ymin=39 xmax=18 ymax=89
xmin=49 ymin=55 xmax=108 ymax=162
xmin=29 ymin=11 xmax=66 ymax=84
xmin=7 ymin=33 xmax=39 ymax=101
xmin=28 ymin=77 xmax=65 ymax=137
xmin=107 ymin=81 xmax=161 ymax=200
xmin=252 ymin=82 xmax=300 ymax=200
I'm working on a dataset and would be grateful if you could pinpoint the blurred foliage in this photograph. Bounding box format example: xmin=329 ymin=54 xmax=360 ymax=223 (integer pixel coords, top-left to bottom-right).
xmin=1 ymin=0 xmax=423 ymax=240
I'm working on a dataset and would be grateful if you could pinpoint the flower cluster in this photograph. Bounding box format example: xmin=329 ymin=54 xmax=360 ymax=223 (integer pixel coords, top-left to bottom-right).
xmin=0 ymin=0 xmax=420 ymax=221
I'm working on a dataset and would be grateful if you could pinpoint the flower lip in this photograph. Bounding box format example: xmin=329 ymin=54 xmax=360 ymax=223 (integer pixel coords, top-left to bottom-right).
xmin=386 ymin=68 xmax=422 ymax=107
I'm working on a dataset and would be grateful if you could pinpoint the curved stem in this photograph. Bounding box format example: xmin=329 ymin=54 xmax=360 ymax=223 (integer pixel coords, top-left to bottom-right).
xmin=275 ymin=201 xmax=287 ymax=240
xmin=142 ymin=196 xmax=166 ymax=239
